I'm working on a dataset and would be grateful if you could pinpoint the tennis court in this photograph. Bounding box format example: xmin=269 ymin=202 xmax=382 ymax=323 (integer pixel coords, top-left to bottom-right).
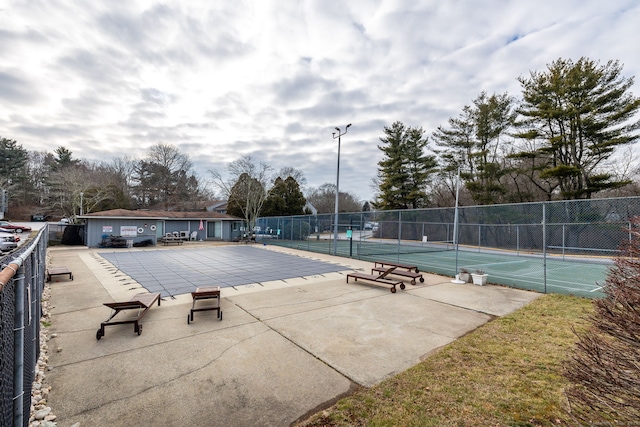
xmin=257 ymin=196 xmax=639 ymax=299
xmin=266 ymin=238 xmax=612 ymax=298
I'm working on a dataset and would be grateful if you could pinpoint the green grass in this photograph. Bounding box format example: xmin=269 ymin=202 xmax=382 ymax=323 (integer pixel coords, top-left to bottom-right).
xmin=297 ymin=294 xmax=593 ymax=427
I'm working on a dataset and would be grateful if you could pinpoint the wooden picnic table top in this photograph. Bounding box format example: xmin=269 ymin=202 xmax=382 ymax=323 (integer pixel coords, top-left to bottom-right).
xmin=372 ymin=266 xmax=422 ymax=277
xmin=373 ymin=261 xmax=419 ymax=272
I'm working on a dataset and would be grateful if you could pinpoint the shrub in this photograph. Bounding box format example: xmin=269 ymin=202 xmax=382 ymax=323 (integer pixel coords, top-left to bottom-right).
xmin=563 ymin=217 xmax=640 ymax=424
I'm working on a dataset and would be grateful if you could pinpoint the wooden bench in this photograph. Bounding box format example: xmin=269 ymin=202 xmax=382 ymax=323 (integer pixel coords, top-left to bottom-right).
xmin=346 ymin=267 xmax=405 ymax=293
xmin=96 ymin=292 xmax=161 ymax=340
xmin=371 ymin=266 xmax=424 ymax=285
xmin=188 ymin=286 xmax=222 ymax=323
xmin=46 ymin=266 xmax=73 ymax=282
xmin=374 ymin=261 xmax=420 ymax=273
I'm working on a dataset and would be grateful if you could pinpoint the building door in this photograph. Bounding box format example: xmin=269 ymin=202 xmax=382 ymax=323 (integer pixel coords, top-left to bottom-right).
xmin=155 ymin=221 xmax=164 ymax=239
xmin=207 ymin=221 xmax=221 ymax=238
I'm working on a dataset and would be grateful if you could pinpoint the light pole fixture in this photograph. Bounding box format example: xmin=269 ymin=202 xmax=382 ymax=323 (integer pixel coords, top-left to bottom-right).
xmin=80 ymin=192 xmax=84 ymax=216
xmin=332 ymin=123 xmax=351 ymax=256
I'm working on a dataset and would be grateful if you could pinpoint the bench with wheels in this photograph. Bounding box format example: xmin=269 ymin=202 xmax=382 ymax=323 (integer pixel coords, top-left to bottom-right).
xmin=96 ymin=292 xmax=161 ymax=340
xmin=346 ymin=267 xmax=405 ymax=293
xmin=188 ymin=286 xmax=222 ymax=323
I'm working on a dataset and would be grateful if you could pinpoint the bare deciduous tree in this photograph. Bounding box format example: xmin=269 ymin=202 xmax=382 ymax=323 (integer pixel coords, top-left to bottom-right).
xmin=306 ymin=183 xmax=362 ymax=213
xmin=276 ymin=166 xmax=306 ymax=189
xmin=130 ymin=143 xmax=205 ymax=210
xmin=210 ymin=155 xmax=273 ymax=236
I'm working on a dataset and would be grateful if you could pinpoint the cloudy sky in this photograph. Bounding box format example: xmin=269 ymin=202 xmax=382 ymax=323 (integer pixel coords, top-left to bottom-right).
xmin=1 ymin=0 xmax=639 ymax=202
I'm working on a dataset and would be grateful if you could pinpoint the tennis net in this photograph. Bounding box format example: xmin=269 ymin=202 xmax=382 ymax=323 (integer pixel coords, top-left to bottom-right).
xmin=356 ymin=240 xmax=455 ymax=256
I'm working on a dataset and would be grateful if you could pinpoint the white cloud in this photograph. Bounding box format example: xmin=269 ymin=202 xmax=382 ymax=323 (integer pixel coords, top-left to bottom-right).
xmin=1 ymin=0 xmax=639 ymax=202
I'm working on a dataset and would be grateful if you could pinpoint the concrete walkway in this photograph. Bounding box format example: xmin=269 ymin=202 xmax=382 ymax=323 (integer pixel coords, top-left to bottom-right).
xmin=45 ymin=244 xmax=540 ymax=427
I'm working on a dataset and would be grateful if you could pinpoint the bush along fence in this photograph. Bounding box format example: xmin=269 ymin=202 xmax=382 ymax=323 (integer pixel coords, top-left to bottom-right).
xmin=256 ymin=196 xmax=640 ymax=298
xmin=0 ymin=226 xmax=48 ymax=427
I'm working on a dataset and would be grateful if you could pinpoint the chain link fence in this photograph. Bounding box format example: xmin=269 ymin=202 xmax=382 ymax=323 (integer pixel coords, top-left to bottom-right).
xmin=0 ymin=226 xmax=48 ymax=427
xmin=257 ymin=196 xmax=640 ymax=297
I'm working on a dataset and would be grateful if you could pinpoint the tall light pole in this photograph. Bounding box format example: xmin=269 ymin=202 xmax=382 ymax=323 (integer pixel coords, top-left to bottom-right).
xmin=332 ymin=123 xmax=351 ymax=256
xmin=79 ymin=192 xmax=84 ymax=216
xmin=451 ymin=166 xmax=464 ymax=283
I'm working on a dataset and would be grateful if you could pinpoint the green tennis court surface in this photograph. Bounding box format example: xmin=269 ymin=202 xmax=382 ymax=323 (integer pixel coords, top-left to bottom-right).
xmin=265 ymin=239 xmax=610 ymax=298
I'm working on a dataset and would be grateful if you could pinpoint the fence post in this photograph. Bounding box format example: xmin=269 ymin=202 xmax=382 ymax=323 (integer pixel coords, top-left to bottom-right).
xmin=562 ymin=223 xmax=566 ymax=260
xmin=30 ymin=250 xmax=41 ymax=381
xmin=543 ymin=202 xmax=547 ymax=294
xmin=398 ymin=211 xmax=402 ymax=245
xmin=13 ymin=265 xmax=25 ymax=427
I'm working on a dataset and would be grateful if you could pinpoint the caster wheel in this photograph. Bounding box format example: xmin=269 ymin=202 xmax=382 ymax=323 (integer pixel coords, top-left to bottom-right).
xmin=219 ymin=310 xmax=223 ymax=321
xmin=400 ymin=283 xmax=406 ymax=290
xmin=96 ymin=330 xmax=102 ymax=340
xmin=420 ymin=277 xmax=425 ymax=283
xmin=390 ymin=287 xmax=396 ymax=293
xmin=187 ymin=314 xmax=191 ymax=324
xmin=136 ymin=324 xmax=143 ymax=335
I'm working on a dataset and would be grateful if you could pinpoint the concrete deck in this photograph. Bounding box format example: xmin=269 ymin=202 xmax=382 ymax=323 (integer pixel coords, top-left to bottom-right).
xmin=45 ymin=243 xmax=540 ymax=427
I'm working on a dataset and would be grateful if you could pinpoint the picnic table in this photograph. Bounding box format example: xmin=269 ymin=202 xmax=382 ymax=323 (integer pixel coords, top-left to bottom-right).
xmin=161 ymin=237 xmax=183 ymax=245
xmin=373 ymin=261 xmax=420 ymax=273
xmin=371 ymin=266 xmax=424 ymax=285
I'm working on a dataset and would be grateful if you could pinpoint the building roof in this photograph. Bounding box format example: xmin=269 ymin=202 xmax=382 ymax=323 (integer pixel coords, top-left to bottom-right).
xmin=80 ymin=209 xmax=240 ymax=220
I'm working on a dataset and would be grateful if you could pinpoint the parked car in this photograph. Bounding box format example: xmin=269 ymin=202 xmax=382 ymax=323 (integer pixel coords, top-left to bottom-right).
xmin=0 ymin=236 xmax=17 ymax=252
xmin=1 ymin=234 xmax=20 ymax=242
xmin=0 ymin=221 xmax=31 ymax=233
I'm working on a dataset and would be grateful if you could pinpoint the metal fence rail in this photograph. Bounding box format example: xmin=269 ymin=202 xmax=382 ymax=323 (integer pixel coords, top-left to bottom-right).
xmin=257 ymin=197 xmax=640 ymax=298
xmin=0 ymin=226 xmax=48 ymax=427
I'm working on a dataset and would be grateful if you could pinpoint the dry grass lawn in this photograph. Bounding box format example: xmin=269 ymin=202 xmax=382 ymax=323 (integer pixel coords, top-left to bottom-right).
xmin=297 ymin=293 xmax=594 ymax=427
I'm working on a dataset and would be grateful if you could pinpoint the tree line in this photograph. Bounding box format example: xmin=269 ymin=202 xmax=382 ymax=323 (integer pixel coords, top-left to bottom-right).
xmin=0 ymin=139 xmax=362 ymax=224
xmin=1 ymin=56 xmax=639 ymax=223
xmin=0 ymin=142 xmax=212 ymax=220
xmin=375 ymin=57 xmax=640 ymax=209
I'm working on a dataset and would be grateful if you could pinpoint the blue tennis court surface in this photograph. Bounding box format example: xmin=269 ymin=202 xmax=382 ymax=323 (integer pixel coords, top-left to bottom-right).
xmin=98 ymin=246 xmax=347 ymax=298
